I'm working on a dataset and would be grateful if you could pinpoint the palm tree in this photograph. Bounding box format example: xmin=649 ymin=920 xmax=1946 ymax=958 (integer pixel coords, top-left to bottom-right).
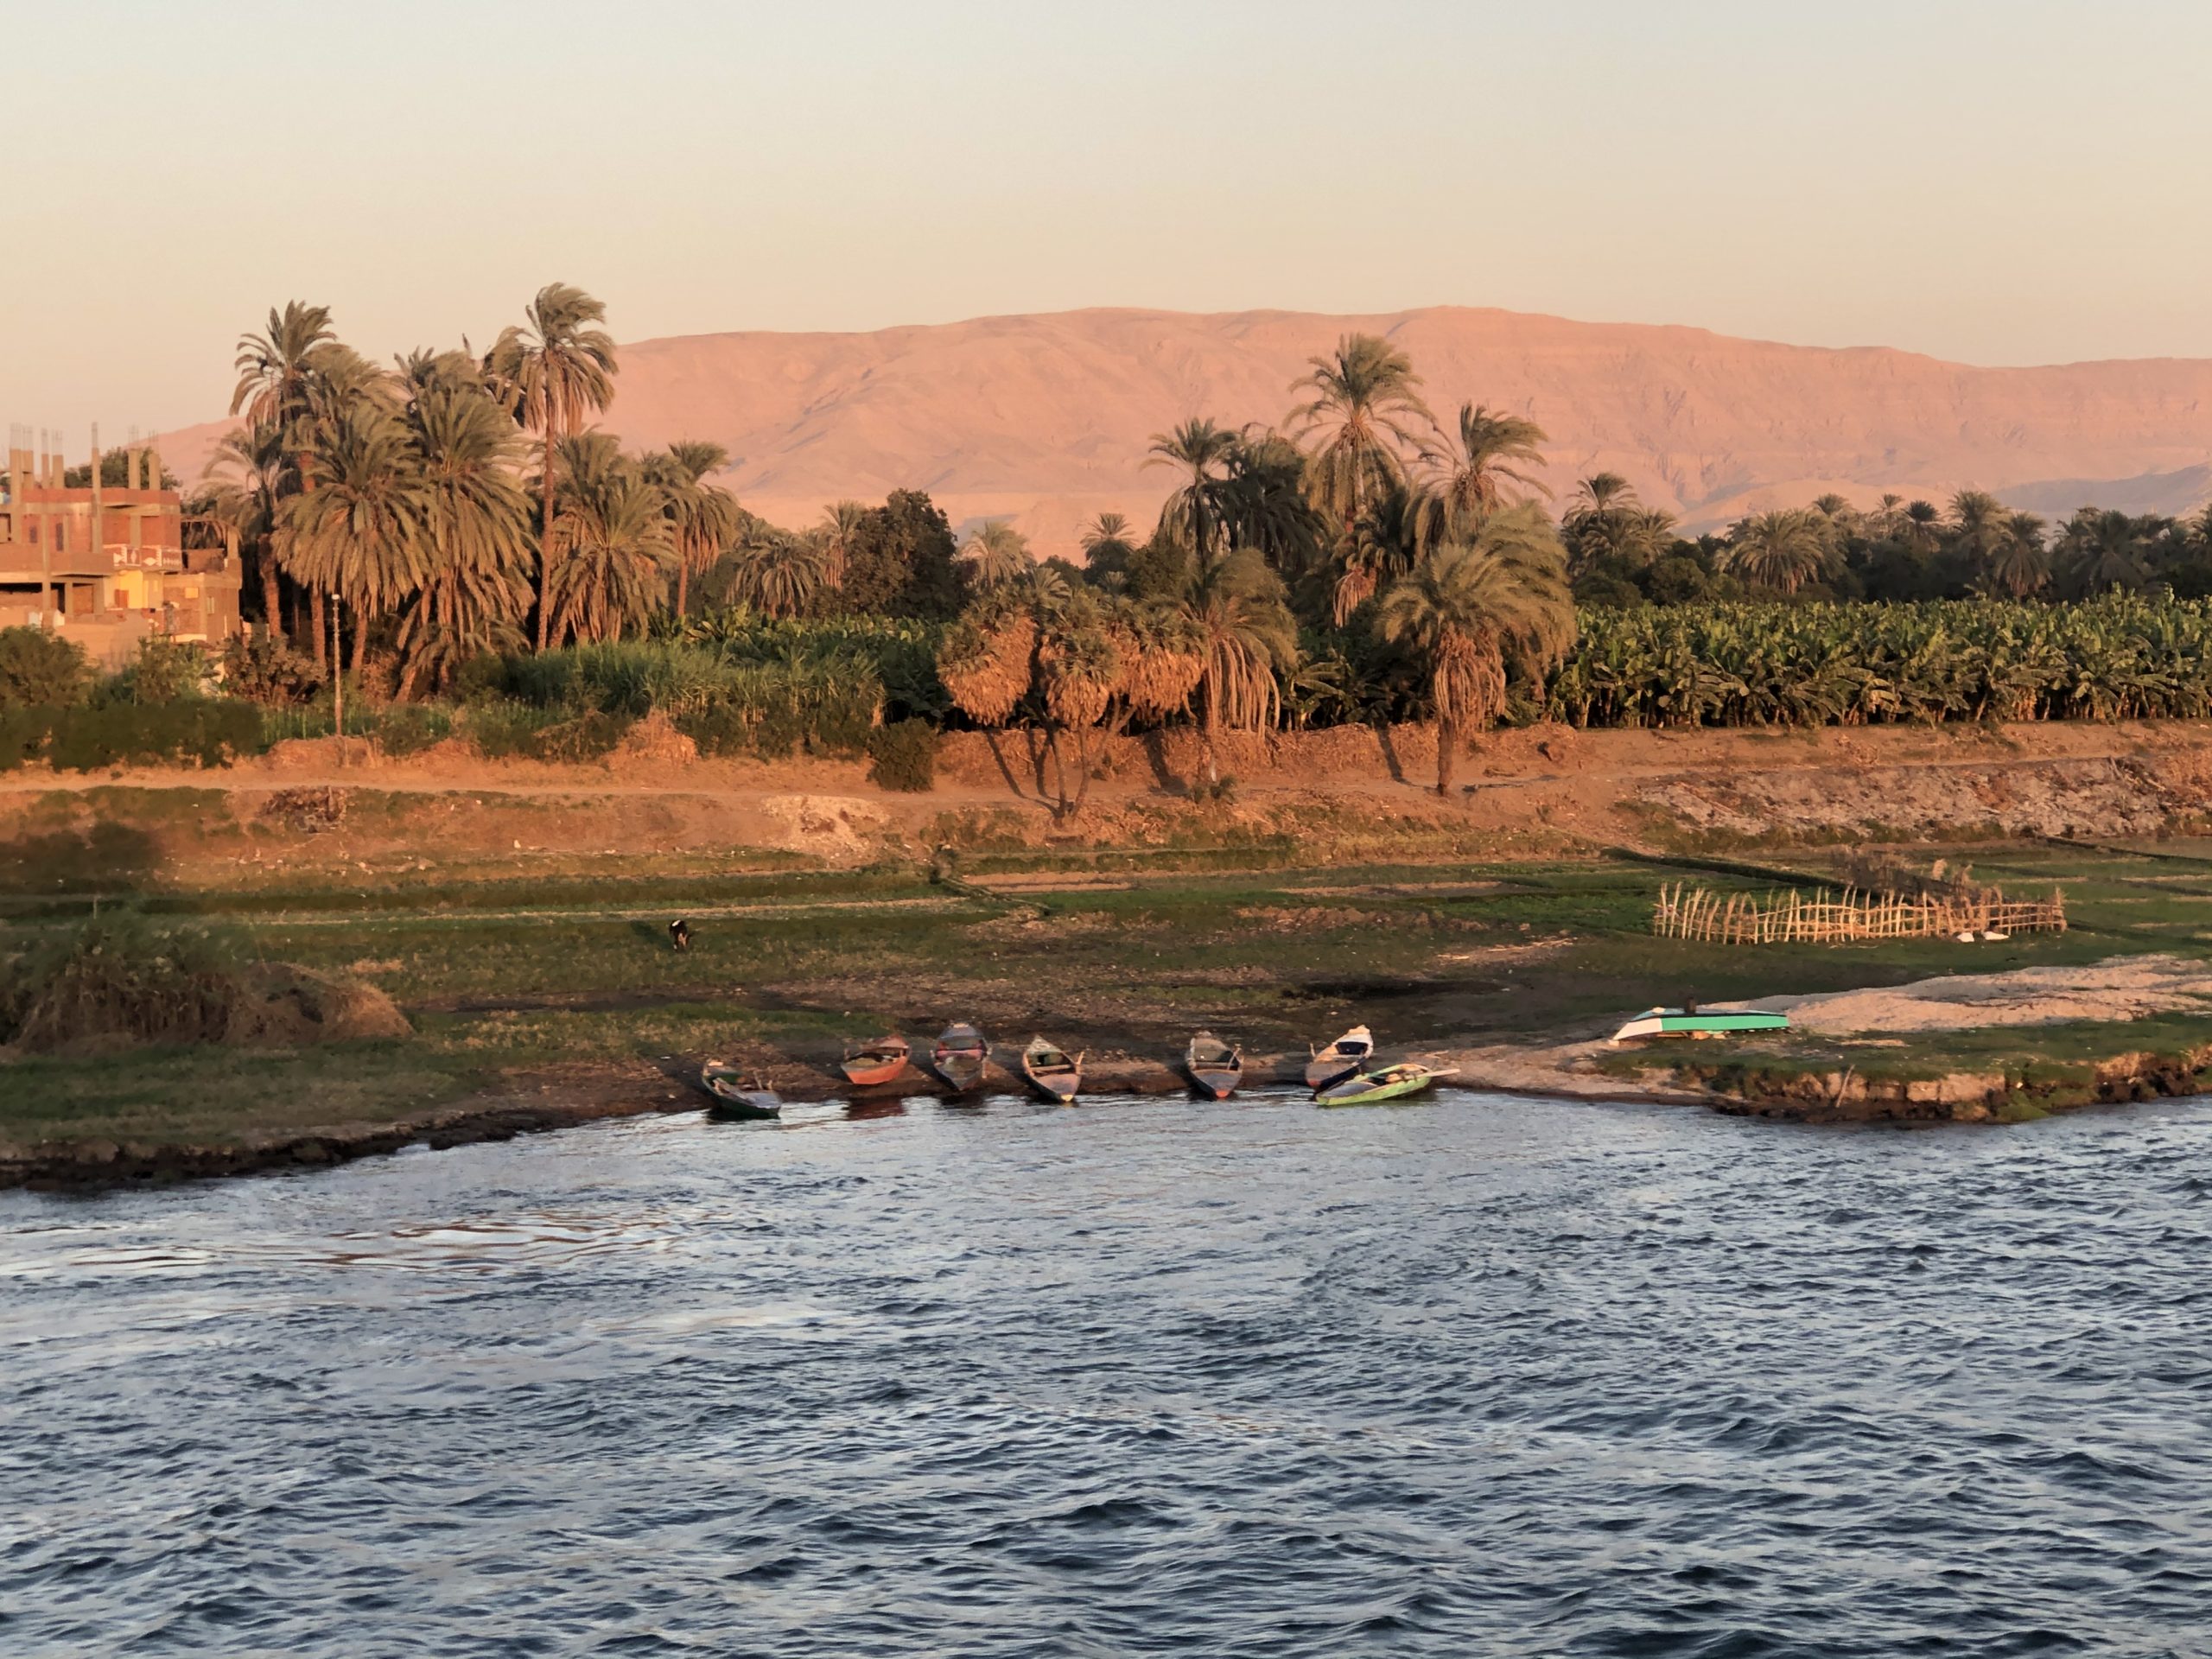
xmin=961 ymin=519 xmax=1032 ymax=590
xmin=1376 ymin=505 xmax=1574 ymax=796
xmin=230 ymin=302 xmax=337 ymax=435
xmin=1288 ymin=334 xmax=1434 ymax=532
xmin=723 ymin=527 xmax=831 ymax=619
xmin=816 ymin=499 xmax=870 ymax=589
xmin=647 ymin=442 xmax=740 ymax=620
xmin=1986 ymin=511 xmax=2050 ymax=597
xmin=282 ymin=404 xmax=429 ymax=673
xmin=1154 ymin=549 xmax=1297 ymax=785
xmin=396 ymin=375 xmax=534 ymax=697
xmin=1948 ymin=489 xmax=2014 ymax=572
xmin=1145 ymin=417 xmax=1239 ymax=559
xmin=1872 ymin=493 xmax=1909 ymax=540
xmin=1568 ymin=473 xmax=1637 ymax=517
xmin=2057 ymin=507 xmax=2146 ymax=594
xmin=1223 ymin=428 xmax=1326 ymax=580
xmin=205 ymin=423 xmax=291 ymax=650
xmin=543 ymin=438 xmax=672 ymax=644
xmin=1561 ymin=474 xmax=1675 ymax=577
xmin=1333 ymin=480 xmax=1421 ymax=625
xmin=1902 ymin=499 xmax=1942 ymax=556
xmin=938 ymin=593 xmax=1040 ymax=731
xmin=1079 ymin=512 xmax=1138 ymax=588
xmin=228 ymin=302 xmax=355 ymax=646
xmin=1721 ymin=509 xmax=1831 ymax=594
xmin=1410 ymin=404 xmax=1551 ymax=551
xmin=488 ymin=283 xmax=619 ymax=650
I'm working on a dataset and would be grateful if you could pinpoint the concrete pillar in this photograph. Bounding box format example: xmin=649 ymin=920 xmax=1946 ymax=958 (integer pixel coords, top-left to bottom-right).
xmin=90 ymin=424 xmax=103 ymax=564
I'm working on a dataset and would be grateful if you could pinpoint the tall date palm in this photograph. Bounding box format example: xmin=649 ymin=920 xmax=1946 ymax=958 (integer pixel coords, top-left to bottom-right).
xmin=489 ymin=283 xmax=619 ymax=650
xmin=1377 ymin=504 xmax=1574 ymax=795
xmin=1287 ymin=334 xmax=1434 ymax=534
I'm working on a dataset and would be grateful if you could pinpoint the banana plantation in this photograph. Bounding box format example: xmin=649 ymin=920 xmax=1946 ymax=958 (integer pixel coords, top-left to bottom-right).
xmin=1549 ymin=594 xmax=2212 ymax=728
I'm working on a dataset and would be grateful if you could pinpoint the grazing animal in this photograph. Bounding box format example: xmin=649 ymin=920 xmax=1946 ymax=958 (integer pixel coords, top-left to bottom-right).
xmin=670 ymin=918 xmax=692 ymax=951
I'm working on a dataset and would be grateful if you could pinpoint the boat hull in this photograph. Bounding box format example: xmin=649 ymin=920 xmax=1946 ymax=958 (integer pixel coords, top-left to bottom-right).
xmin=707 ymin=1094 xmax=782 ymax=1121
xmin=1316 ymin=1077 xmax=1433 ymax=1107
xmin=1021 ymin=1041 xmax=1083 ymax=1103
xmin=1316 ymin=1063 xmax=1453 ymax=1107
xmin=932 ymin=1053 xmax=987 ymax=1093
xmin=1306 ymin=1027 xmax=1372 ymax=1090
xmin=702 ymin=1074 xmax=782 ymax=1120
xmin=1190 ymin=1071 xmax=1241 ymax=1101
xmin=841 ymin=1058 xmax=910 ymax=1089
xmin=1610 ymin=1010 xmax=1790 ymax=1044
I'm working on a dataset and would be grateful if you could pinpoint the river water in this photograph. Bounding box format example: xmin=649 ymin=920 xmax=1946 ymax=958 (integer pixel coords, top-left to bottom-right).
xmin=5 ymin=1090 xmax=2211 ymax=1656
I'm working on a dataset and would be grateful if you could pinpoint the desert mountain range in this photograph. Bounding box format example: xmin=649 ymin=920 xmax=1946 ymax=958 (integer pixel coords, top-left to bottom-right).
xmin=156 ymin=305 xmax=2212 ymax=556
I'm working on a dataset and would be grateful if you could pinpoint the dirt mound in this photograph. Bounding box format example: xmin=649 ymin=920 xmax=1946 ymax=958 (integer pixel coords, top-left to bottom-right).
xmin=610 ymin=711 xmax=698 ymax=771
xmin=260 ymin=785 xmax=347 ymax=833
xmin=760 ymin=795 xmax=888 ymax=862
xmin=222 ymin=963 xmax=413 ymax=1046
xmin=1641 ymin=755 xmax=2182 ymax=841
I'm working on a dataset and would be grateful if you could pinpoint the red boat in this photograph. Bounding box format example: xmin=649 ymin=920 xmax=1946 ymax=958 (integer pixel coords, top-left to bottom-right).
xmin=840 ymin=1035 xmax=912 ymax=1089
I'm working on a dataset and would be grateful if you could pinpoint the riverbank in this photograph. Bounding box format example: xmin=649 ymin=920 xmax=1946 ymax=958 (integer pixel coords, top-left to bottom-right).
xmin=7 ymin=830 xmax=2212 ymax=1187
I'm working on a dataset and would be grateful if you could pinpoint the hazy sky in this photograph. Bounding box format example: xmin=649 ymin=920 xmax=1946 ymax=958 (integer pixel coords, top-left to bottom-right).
xmin=9 ymin=0 xmax=2211 ymax=439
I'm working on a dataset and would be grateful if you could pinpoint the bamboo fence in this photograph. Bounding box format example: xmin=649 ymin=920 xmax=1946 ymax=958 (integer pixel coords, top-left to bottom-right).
xmin=1650 ymin=882 xmax=2066 ymax=944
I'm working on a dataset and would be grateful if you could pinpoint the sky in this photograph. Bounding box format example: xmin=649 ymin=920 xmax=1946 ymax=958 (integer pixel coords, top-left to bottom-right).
xmin=7 ymin=0 xmax=2212 ymax=440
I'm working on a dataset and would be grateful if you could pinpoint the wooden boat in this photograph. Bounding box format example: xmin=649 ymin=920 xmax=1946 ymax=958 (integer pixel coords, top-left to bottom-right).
xmin=1020 ymin=1036 xmax=1084 ymax=1103
xmin=1607 ymin=1007 xmax=1790 ymax=1046
xmin=701 ymin=1061 xmax=783 ymax=1120
xmin=931 ymin=1022 xmax=989 ymax=1094
xmin=840 ymin=1034 xmax=912 ymax=1089
xmin=1305 ymin=1023 xmax=1374 ymax=1090
xmin=1185 ymin=1030 xmax=1243 ymax=1100
xmin=1316 ymin=1061 xmax=1455 ymax=1107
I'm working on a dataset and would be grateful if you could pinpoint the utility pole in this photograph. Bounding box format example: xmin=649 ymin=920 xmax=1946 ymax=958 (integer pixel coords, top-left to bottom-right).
xmin=331 ymin=591 xmax=344 ymax=751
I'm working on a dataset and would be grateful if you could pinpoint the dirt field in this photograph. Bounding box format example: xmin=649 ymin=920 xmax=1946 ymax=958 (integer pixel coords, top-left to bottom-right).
xmin=5 ymin=718 xmax=2212 ymax=891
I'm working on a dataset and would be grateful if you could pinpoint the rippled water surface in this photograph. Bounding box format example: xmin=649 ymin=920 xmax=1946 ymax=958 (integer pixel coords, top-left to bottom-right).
xmin=7 ymin=1090 xmax=2212 ymax=1656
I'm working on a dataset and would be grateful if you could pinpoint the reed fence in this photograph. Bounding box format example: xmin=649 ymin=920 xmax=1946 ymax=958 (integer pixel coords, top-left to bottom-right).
xmin=1651 ymin=882 xmax=2066 ymax=944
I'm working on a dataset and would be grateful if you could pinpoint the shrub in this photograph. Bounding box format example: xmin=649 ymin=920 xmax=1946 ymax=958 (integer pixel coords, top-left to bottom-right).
xmin=867 ymin=719 xmax=938 ymax=791
xmin=374 ymin=704 xmax=452 ymax=758
xmin=0 ymin=709 xmax=49 ymax=770
xmin=676 ymin=704 xmax=751 ymax=758
xmin=114 ymin=637 xmax=212 ymax=704
xmin=0 ymin=626 xmax=91 ymax=709
xmin=460 ymin=701 xmax=629 ymax=762
xmin=1 ymin=914 xmax=243 ymax=1051
xmin=220 ymin=634 xmax=326 ymax=706
xmin=528 ymin=709 xmax=632 ymax=762
xmin=451 ymin=652 xmax=512 ymax=703
xmin=461 ymin=701 xmax=568 ymax=760
xmin=0 ymin=701 xmax=265 ymax=772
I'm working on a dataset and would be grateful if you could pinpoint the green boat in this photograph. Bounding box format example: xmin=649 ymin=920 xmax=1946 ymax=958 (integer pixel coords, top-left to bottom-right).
xmin=1608 ymin=1007 xmax=1789 ymax=1045
xmin=1315 ymin=1062 xmax=1455 ymax=1107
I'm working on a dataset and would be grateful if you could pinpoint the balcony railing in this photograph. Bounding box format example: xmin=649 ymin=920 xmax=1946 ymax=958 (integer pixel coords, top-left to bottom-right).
xmin=109 ymin=545 xmax=184 ymax=572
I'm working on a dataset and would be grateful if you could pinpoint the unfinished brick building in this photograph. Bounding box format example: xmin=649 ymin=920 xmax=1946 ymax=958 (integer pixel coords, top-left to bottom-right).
xmin=0 ymin=433 xmax=241 ymax=664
